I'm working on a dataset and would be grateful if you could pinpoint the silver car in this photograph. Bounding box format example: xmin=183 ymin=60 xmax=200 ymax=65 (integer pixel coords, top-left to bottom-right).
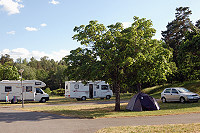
xmin=161 ymin=87 xmax=199 ymax=103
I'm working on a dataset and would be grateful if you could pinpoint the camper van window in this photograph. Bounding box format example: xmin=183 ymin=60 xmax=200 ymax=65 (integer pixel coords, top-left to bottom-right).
xmin=35 ymin=82 xmax=42 ymax=85
xmin=36 ymin=88 xmax=43 ymax=94
xmin=96 ymin=85 xmax=99 ymax=89
xmin=5 ymin=86 xmax=12 ymax=92
xmin=101 ymin=85 xmax=108 ymax=90
xmin=26 ymin=86 xmax=32 ymax=92
xmin=74 ymin=84 xmax=79 ymax=89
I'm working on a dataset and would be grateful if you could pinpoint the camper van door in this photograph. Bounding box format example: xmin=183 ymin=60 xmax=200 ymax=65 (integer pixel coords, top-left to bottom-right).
xmin=25 ymin=86 xmax=34 ymax=101
xmin=35 ymin=88 xmax=43 ymax=101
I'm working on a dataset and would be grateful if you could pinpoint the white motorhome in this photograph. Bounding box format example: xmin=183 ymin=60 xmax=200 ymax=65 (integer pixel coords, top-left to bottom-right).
xmin=65 ymin=81 xmax=113 ymax=101
xmin=0 ymin=80 xmax=49 ymax=103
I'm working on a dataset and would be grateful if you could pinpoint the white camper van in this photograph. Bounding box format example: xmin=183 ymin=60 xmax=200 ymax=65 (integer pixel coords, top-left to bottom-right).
xmin=65 ymin=81 xmax=113 ymax=101
xmin=0 ymin=80 xmax=49 ymax=103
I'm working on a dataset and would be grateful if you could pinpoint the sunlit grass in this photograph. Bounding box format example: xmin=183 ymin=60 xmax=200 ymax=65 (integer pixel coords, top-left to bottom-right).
xmin=18 ymin=101 xmax=200 ymax=119
xmin=96 ymin=123 xmax=200 ymax=133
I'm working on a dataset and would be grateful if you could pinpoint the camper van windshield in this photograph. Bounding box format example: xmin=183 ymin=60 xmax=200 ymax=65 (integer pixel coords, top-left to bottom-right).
xmin=101 ymin=85 xmax=109 ymax=90
xmin=36 ymin=88 xmax=43 ymax=94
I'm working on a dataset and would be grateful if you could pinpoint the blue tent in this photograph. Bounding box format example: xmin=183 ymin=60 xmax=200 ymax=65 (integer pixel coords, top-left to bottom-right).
xmin=126 ymin=92 xmax=160 ymax=111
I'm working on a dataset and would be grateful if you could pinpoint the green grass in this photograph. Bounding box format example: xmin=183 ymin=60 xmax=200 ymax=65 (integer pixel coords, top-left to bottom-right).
xmin=18 ymin=101 xmax=200 ymax=119
xmin=96 ymin=123 xmax=200 ymax=133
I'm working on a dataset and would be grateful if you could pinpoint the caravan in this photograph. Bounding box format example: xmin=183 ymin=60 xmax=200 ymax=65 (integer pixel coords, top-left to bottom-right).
xmin=0 ymin=80 xmax=49 ymax=103
xmin=65 ymin=81 xmax=113 ymax=101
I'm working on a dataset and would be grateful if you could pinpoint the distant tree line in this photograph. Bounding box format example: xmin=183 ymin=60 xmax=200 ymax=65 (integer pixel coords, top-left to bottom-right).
xmin=0 ymin=54 xmax=68 ymax=90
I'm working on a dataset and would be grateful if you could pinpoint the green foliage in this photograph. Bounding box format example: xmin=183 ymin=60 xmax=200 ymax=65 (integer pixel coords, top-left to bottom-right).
xmin=0 ymin=63 xmax=19 ymax=80
xmin=177 ymin=31 xmax=200 ymax=81
xmin=66 ymin=16 xmax=174 ymax=111
xmin=161 ymin=7 xmax=193 ymax=64
xmin=52 ymin=88 xmax=65 ymax=96
xmin=44 ymin=87 xmax=52 ymax=95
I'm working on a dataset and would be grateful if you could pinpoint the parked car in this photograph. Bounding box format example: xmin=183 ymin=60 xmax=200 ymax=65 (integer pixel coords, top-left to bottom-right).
xmin=161 ymin=87 xmax=199 ymax=103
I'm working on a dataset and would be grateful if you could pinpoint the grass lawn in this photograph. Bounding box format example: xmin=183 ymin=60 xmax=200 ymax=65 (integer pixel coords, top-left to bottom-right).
xmin=18 ymin=101 xmax=200 ymax=119
xmin=96 ymin=123 xmax=200 ymax=133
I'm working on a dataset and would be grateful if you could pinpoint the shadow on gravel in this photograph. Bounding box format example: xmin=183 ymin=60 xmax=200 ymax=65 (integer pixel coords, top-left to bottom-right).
xmin=0 ymin=111 xmax=76 ymax=123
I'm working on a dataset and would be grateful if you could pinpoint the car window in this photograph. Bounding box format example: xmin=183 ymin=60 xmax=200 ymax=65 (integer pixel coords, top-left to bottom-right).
xmin=164 ymin=88 xmax=171 ymax=93
xmin=172 ymin=89 xmax=178 ymax=94
xmin=177 ymin=88 xmax=190 ymax=93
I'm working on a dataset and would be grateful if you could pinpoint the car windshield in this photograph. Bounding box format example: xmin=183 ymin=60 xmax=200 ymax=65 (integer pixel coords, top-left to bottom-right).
xmin=177 ymin=88 xmax=190 ymax=93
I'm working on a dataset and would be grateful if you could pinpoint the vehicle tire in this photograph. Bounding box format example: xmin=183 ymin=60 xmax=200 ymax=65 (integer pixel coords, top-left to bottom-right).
xmin=180 ymin=97 xmax=185 ymax=103
xmin=106 ymin=95 xmax=111 ymax=99
xmin=81 ymin=96 xmax=86 ymax=101
xmin=40 ymin=98 xmax=46 ymax=103
xmin=76 ymin=98 xmax=81 ymax=101
xmin=11 ymin=99 xmax=14 ymax=104
xmin=161 ymin=97 xmax=167 ymax=103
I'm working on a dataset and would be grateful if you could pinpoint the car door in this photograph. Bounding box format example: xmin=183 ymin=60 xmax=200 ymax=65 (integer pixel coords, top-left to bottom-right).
xmin=163 ymin=88 xmax=172 ymax=101
xmin=171 ymin=88 xmax=180 ymax=101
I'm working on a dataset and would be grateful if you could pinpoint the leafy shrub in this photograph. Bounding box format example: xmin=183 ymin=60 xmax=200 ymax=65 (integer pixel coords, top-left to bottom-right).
xmin=52 ymin=88 xmax=65 ymax=96
xmin=44 ymin=87 xmax=52 ymax=95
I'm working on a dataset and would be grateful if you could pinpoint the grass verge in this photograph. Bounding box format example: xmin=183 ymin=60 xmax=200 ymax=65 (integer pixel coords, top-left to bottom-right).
xmin=96 ymin=123 xmax=200 ymax=133
xmin=18 ymin=101 xmax=200 ymax=119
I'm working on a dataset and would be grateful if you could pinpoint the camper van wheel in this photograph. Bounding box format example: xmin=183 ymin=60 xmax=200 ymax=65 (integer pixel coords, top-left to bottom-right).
xmin=11 ymin=99 xmax=18 ymax=104
xmin=40 ymin=98 xmax=46 ymax=103
xmin=81 ymin=96 xmax=86 ymax=101
xmin=11 ymin=99 xmax=14 ymax=104
xmin=76 ymin=98 xmax=81 ymax=101
xmin=106 ymin=95 xmax=111 ymax=99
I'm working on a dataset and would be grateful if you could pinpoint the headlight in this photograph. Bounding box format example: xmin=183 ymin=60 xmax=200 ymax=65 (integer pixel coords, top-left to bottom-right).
xmin=186 ymin=95 xmax=193 ymax=98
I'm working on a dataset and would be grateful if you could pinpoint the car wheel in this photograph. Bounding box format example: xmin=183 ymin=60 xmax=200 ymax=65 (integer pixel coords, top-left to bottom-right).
xmin=161 ymin=97 xmax=167 ymax=103
xmin=40 ymin=98 xmax=46 ymax=103
xmin=81 ymin=96 xmax=86 ymax=101
xmin=106 ymin=95 xmax=111 ymax=99
xmin=180 ymin=97 xmax=185 ymax=103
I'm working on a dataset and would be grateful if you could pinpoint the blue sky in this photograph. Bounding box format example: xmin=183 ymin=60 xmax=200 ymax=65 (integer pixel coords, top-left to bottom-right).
xmin=0 ymin=0 xmax=200 ymax=61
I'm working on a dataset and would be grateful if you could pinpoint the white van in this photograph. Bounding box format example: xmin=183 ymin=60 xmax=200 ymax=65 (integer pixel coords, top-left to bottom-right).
xmin=65 ymin=81 xmax=113 ymax=101
xmin=0 ymin=80 xmax=49 ymax=103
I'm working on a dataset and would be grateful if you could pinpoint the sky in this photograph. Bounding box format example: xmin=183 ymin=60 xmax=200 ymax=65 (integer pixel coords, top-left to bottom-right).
xmin=0 ymin=0 xmax=200 ymax=61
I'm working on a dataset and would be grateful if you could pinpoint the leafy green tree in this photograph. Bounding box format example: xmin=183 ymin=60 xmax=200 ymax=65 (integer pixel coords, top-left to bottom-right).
xmin=0 ymin=63 xmax=19 ymax=80
xmin=65 ymin=17 xmax=174 ymax=111
xmin=177 ymin=30 xmax=200 ymax=80
xmin=15 ymin=64 xmax=37 ymax=80
xmin=0 ymin=54 xmax=14 ymax=65
xmin=161 ymin=7 xmax=193 ymax=64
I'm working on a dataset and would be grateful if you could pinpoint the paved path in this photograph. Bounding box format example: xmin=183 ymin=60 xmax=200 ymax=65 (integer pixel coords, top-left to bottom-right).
xmin=0 ymin=105 xmax=200 ymax=133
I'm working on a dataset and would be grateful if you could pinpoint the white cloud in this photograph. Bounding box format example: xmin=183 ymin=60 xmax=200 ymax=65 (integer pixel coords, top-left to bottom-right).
xmin=0 ymin=0 xmax=24 ymax=15
xmin=0 ymin=48 xmax=70 ymax=61
xmin=49 ymin=0 xmax=59 ymax=5
xmin=6 ymin=30 xmax=16 ymax=35
xmin=40 ymin=23 xmax=47 ymax=27
xmin=25 ymin=27 xmax=38 ymax=31
xmin=122 ymin=22 xmax=132 ymax=29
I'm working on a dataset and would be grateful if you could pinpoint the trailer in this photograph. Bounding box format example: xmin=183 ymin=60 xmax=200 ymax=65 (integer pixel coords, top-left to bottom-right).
xmin=65 ymin=81 xmax=113 ymax=101
xmin=0 ymin=80 xmax=49 ymax=103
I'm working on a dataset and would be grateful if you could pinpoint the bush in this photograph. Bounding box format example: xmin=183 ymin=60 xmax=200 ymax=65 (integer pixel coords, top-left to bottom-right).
xmin=44 ymin=87 xmax=52 ymax=95
xmin=52 ymin=88 xmax=65 ymax=96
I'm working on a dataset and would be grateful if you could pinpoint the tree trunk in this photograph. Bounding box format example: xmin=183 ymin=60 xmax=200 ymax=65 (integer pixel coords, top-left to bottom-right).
xmin=137 ymin=83 xmax=141 ymax=93
xmin=114 ymin=66 xmax=120 ymax=111
xmin=114 ymin=80 xmax=120 ymax=111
